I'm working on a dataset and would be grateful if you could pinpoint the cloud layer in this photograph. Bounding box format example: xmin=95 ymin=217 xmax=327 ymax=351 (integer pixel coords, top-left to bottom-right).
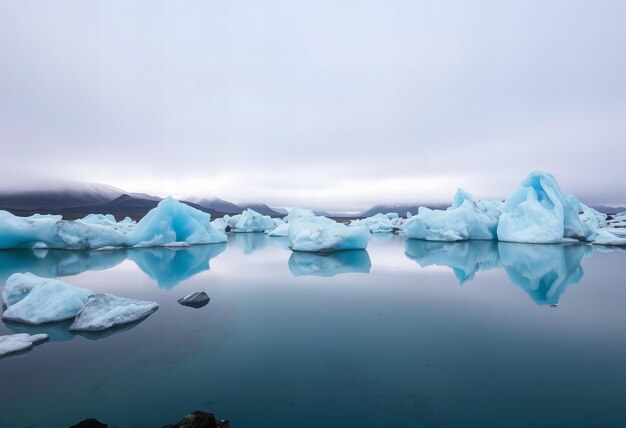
xmin=1 ymin=0 xmax=624 ymax=209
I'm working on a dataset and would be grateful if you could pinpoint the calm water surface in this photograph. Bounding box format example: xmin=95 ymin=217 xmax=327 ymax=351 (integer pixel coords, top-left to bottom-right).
xmin=0 ymin=233 xmax=625 ymax=428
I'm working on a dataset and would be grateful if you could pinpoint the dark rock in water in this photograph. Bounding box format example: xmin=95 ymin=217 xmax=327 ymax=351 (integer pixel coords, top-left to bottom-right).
xmin=69 ymin=418 xmax=107 ymax=428
xmin=178 ymin=292 xmax=210 ymax=308
xmin=163 ymin=410 xmax=229 ymax=428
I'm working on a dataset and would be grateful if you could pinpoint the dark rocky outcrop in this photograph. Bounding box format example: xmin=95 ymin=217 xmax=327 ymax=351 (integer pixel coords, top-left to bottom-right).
xmin=69 ymin=418 xmax=107 ymax=428
xmin=163 ymin=410 xmax=229 ymax=428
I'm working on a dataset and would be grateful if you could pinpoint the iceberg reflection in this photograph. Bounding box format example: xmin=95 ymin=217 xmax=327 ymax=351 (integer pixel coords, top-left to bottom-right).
xmin=0 ymin=248 xmax=127 ymax=283
xmin=128 ymin=244 xmax=226 ymax=289
xmin=404 ymin=240 xmax=500 ymax=284
xmin=405 ymin=240 xmax=592 ymax=305
xmin=231 ymin=232 xmax=269 ymax=254
xmin=498 ymin=242 xmax=591 ymax=306
xmin=289 ymin=250 xmax=371 ymax=277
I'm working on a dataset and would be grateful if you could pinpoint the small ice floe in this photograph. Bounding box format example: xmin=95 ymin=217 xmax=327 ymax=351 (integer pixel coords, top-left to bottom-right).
xmin=230 ymin=208 xmax=275 ymax=233
xmin=288 ymin=217 xmax=370 ymax=252
xmin=0 ymin=333 xmax=48 ymax=357
xmin=69 ymin=294 xmax=158 ymax=332
xmin=2 ymin=273 xmax=92 ymax=325
xmin=177 ymin=291 xmax=210 ymax=308
xmin=349 ymin=213 xmax=395 ymax=233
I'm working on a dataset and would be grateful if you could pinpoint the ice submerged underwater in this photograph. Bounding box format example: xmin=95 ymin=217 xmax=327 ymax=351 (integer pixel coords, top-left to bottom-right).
xmin=1 ymin=170 xmax=625 ymax=357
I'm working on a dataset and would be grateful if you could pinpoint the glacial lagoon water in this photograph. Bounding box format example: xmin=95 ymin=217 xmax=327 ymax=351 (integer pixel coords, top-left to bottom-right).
xmin=0 ymin=233 xmax=625 ymax=428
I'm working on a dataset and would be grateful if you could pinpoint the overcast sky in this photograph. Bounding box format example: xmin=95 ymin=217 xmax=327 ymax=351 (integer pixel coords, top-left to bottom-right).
xmin=1 ymin=0 xmax=624 ymax=210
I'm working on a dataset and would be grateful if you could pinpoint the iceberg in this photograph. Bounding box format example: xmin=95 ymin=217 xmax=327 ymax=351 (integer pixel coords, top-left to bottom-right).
xmin=69 ymin=293 xmax=158 ymax=331
xmin=0 ymin=210 xmax=127 ymax=249
xmin=0 ymin=333 xmax=48 ymax=357
xmin=268 ymin=222 xmax=290 ymax=237
xmin=0 ymin=197 xmax=227 ymax=249
xmin=127 ymin=197 xmax=227 ymax=247
xmin=497 ymin=171 xmax=597 ymax=243
xmin=288 ymin=217 xmax=370 ymax=252
xmin=210 ymin=217 xmax=228 ymax=232
xmin=589 ymin=229 xmax=626 ymax=246
xmin=288 ymin=250 xmax=371 ymax=276
xmin=77 ymin=214 xmax=136 ymax=232
xmin=284 ymin=208 xmax=317 ymax=223
xmin=231 ymin=208 xmax=275 ymax=232
xmin=349 ymin=213 xmax=394 ymax=233
xmin=404 ymin=189 xmax=502 ymax=241
xmin=267 ymin=208 xmax=316 ymax=237
xmin=2 ymin=273 xmax=93 ymax=324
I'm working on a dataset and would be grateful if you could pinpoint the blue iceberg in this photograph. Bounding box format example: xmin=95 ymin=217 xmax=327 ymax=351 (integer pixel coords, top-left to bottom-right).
xmin=231 ymin=208 xmax=276 ymax=233
xmin=127 ymin=197 xmax=227 ymax=247
xmin=350 ymin=213 xmax=395 ymax=233
xmin=404 ymin=189 xmax=503 ymax=241
xmin=2 ymin=273 xmax=93 ymax=324
xmin=288 ymin=217 xmax=371 ymax=252
xmin=497 ymin=171 xmax=597 ymax=243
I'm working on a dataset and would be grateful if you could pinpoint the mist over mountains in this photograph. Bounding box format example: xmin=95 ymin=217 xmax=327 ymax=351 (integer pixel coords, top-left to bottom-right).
xmin=0 ymin=181 xmax=624 ymax=220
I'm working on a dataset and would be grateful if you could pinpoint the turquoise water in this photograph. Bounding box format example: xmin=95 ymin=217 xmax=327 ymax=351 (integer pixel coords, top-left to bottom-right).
xmin=1 ymin=233 xmax=625 ymax=427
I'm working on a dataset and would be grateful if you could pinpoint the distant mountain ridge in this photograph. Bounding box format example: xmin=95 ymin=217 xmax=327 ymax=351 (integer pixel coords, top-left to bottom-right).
xmin=0 ymin=184 xmax=285 ymax=220
xmin=359 ymin=203 xmax=449 ymax=218
xmin=1 ymin=181 xmax=623 ymax=220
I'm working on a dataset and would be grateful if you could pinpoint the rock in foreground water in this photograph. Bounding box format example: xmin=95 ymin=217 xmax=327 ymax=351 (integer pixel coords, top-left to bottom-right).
xmin=163 ymin=410 xmax=229 ymax=428
xmin=177 ymin=291 xmax=210 ymax=307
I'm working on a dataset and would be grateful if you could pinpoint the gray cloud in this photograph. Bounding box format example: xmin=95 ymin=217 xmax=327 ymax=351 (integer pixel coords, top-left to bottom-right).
xmin=1 ymin=0 xmax=624 ymax=210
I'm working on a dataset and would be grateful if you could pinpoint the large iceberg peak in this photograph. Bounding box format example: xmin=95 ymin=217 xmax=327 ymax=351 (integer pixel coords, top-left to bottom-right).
xmin=497 ymin=171 xmax=593 ymax=243
xmin=127 ymin=197 xmax=227 ymax=247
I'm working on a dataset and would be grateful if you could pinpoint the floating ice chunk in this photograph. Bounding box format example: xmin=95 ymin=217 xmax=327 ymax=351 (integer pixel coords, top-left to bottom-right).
xmin=390 ymin=217 xmax=405 ymax=229
xmin=385 ymin=212 xmax=399 ymax=219
xmin=267 ymin=208 xmax=317 ymax=236
xmin=0 ymin=333 xmax=48 ymax=357
xmin=231 ymin=209 xmax=275 ymax=232
xmin=268 ymin=222 xmax=290 ymax=237
xmin=589 ymin=229 xmax=626 ymax=246
xmin=284 ymin=208 xmax=316 ymax=223
xmin=289 ymin=217 xmax=370 ymax=252
xmin=210 ymin=218 xmax=228 ymax=232
xmin=0 ymin=210 xmax=127 ymax=250
xmin=70 ymin=294 xmax=158 ymax=331
xmin=288 ymin=250 xmax=371 ymax=276
xmin=2 ymin=273 xmax=93 ymax=324
xmin=350 ymin=213 xmax=394 ymax=233
xmin=497 ymin=171 xmax=595 ymax=243
xmin=127 ymin=197 xmax=227 ymax=247
xmin=77 ymin=214 xmax=136 ymax=233
xmin=404 ymin=189 xmax=502 ymax=241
